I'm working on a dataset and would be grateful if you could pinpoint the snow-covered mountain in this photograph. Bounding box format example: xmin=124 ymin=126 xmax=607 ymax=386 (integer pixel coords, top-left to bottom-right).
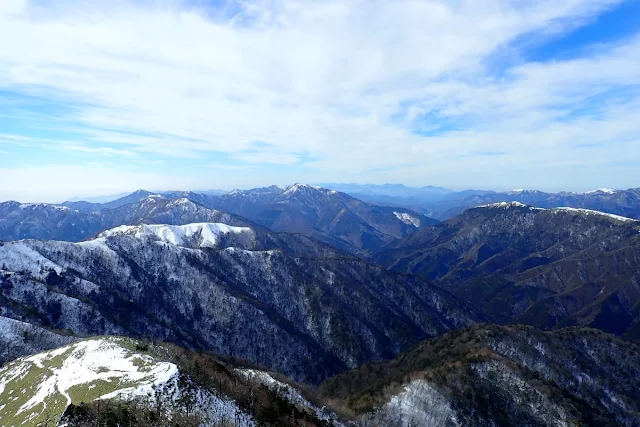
xmin=184 ymin=183 xmax=437 ymax=254
xmin=0 ymin=196 xmax=253 ymax=242
xmin=321 ymin=185 xmax=640 ymax=221
xmin=374 ymin=203 xmax=640 ymax=340
xmin=0 ymin=221 xmax=482 ymax=384
xmin=319 ymin=324 xmax=640 ymax=427
xmin=0 ymin=336 xmax=345 ymax=427
xmin=424 ymin=187 xmax=640 ymax=220
xmin=3 ymin=185 xmax=434 ymax=255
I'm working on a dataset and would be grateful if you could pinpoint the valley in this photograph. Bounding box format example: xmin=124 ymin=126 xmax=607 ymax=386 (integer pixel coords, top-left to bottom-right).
xmin=1 ymin=185 xmax=640 ymax=426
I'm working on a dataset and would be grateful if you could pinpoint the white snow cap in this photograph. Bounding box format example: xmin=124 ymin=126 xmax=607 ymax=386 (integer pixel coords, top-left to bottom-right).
xmin=98 ymin=223 xmax=254 ymax=248
xmin=282 ymin=183 xmax=322 ymax=196
xmin=584 ymin=188 xmax=617 ymax=194
xmin=478 ymin=201 xmax=531 ymax=209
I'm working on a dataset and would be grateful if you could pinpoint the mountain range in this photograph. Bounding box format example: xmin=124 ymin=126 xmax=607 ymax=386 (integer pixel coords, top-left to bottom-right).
xmin=374 ymin=202 xmax=640 ymax=341
xmin=0 ymin=196 xmax=253 ymax=242
xmin=319 ymin=184 xmax=640 ymax=220
xmin=2 ymin=184 xmax=434 ymax=255
xmin=2 ymin=183 xmax=640 ymax=426
xmin=0 ymin=221 xmax=481 ymax=385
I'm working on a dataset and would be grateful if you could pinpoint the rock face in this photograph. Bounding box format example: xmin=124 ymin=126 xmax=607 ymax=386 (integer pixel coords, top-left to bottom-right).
xmin=319 ymin=324 xmax=640 ymax=427
xmin=0 ymin=337 xmax=345 ymax=427
xmin=374 ymin=203 xmax=640 ymax=340
xmin=0 ymin=222 xmax=482 ymax=384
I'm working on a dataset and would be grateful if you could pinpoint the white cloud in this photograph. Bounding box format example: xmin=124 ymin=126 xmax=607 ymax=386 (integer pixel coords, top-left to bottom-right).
xmin=0 ymin=0 xmax=638 ymax=192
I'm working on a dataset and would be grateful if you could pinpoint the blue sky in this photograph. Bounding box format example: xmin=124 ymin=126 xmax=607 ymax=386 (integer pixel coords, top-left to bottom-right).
xmin=0 ymin=0 xmax=639 ymax=202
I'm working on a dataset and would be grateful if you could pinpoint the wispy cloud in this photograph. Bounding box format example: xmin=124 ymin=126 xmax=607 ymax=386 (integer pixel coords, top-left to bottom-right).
xmin=0 ymin=0 xmax=638 ymax=193
xmin=62 ymin=145 xmax=136 ymax=156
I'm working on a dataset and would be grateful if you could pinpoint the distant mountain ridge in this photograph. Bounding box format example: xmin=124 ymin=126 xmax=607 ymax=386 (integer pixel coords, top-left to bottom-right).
xmin=374 ymin=202 xmax=640 ymax=341
xmin=2 ymin=184 xmax=435 ymax=255
xmin=316 ymin=184 xmax=640 ymax=220
xmin=0 ymin=196 xmax=254 ymax=242
xmin=193 ymin=184 xmax=437 ymax=254
xmin=432 ymin=187 xmax=640 ymax=219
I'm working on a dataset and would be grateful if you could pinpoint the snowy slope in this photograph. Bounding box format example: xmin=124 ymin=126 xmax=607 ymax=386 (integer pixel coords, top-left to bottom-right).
xmin=393 ymin=211 xmax=421 ymax=227
xmin=0 ymin=337 xmax=349 ymax=427
xmin=0 ymin=337 xmax=256 ymax=427
xmin=237 ymin=369 xmax=346 ymax=426
xmin=98 ymin=223 xmax=255 ymax=249
xmin=0 ymin=222 xmax=481 ymax=384
xmin=0 ymin=316 xmax=76 ymax=366
xmin=477 ymin=201 xmax=637 ymax=222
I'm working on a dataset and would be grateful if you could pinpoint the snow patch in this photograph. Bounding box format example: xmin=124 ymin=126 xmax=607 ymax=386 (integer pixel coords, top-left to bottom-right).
xmin=283 ymin=183 xmax=322 ymax=196
xmin=393 ymin=212 xmax=421 ymax=227
xmin=9 ymin=338 xmax=177 ymax=416
xmin=98 ymin=223 xmax=254 ymax=248
xmin=365 ymin=379 xmax=459 ymax=427
xmin=478 ymin=201 xmax=532 ymax=209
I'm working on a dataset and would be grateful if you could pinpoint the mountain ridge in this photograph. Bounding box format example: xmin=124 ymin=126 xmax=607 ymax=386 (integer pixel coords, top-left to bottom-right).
xmin=0 ymin=220 xmax=482 ymax=384
xmin=373 ymin=202 xmax=640 ymax=340
xmin=319 ymin=324 xmax=640 ymax=427
xmin=3 ymin=184 xmax=435 ymax=255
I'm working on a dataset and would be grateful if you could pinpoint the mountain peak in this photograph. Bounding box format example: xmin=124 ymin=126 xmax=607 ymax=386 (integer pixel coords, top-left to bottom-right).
xmin=281 ymin=183 xmax=338 ymax=199
xmin=283 ymin=183 xmax=322 ymax=194
xmin=584 ymin=188 xmax=617 ymax=194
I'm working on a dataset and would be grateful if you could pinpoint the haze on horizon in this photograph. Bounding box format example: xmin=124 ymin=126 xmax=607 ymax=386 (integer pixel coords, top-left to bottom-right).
xmin=1 ymin=0 xmax=639 ymax=203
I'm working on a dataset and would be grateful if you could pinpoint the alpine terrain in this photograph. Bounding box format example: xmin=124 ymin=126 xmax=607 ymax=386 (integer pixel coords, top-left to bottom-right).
xmin=375 ymin=202 xmax=640 ymax=340
xmin=319 ymin=324 xmax=640 ymax=427
xmin=2 ymin=188 xmax=640 ymax=427
xmin=1 ymin=185 xmax=434 ymax=255
xmin=0 ymin=221 xmax=481 ymax=385
xmin=0 ymin=336 xmax=345 ymax=426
